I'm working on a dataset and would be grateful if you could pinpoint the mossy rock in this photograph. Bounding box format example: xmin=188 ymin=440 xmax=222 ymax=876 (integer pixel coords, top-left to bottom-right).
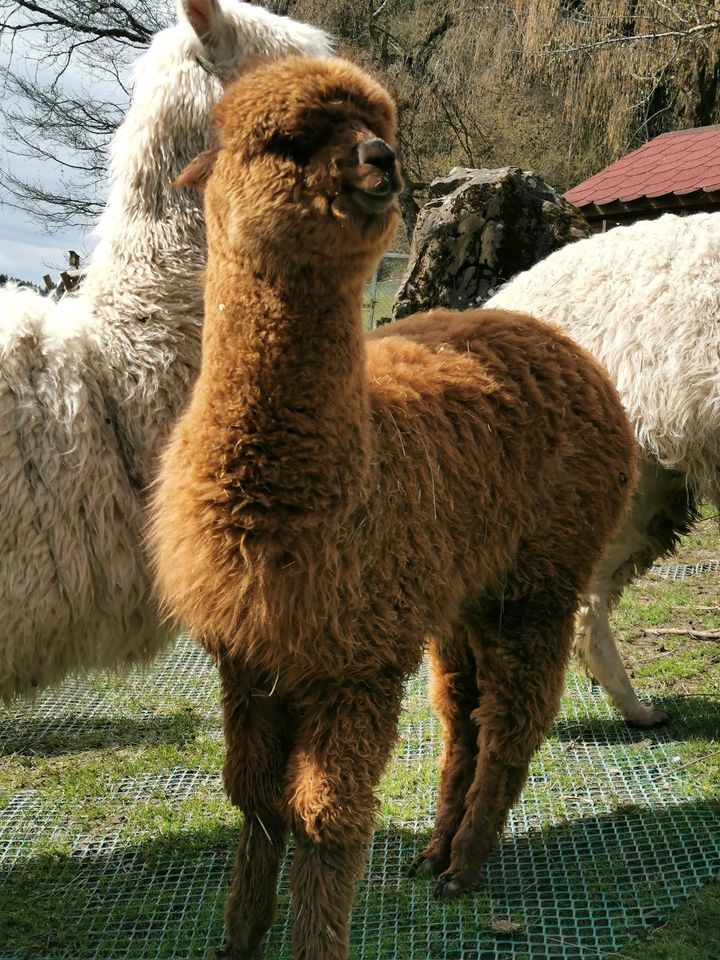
xmin=393 ymin=166 xmax=590 ymax=320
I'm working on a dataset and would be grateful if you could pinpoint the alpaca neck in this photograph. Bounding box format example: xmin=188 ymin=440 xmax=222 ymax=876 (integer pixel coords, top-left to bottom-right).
xmin=200 ymin=253 xmax=371 ymax=535
xmin=82 ymin=27 xmax=220 ymax=486
xmin=85 ymin=26 xmax=216 ymax=316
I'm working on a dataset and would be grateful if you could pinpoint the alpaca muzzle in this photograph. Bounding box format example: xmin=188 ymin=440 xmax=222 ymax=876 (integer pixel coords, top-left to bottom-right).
xmin=358 ymin=137 xmax=396 ymax=174
xmin=352 ymin=136 xmax=402 ymax=212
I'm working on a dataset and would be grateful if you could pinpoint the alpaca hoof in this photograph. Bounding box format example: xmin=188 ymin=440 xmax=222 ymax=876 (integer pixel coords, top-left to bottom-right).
xmin=409 ymin=845 xmax=449 ymax=878
xmin=408 ymin=855 xmax=437 ymax=878
xmin=625 ymin=704 xmax=670 ymax=728
xmin=434 ymin=871 xmax=475 ymax=900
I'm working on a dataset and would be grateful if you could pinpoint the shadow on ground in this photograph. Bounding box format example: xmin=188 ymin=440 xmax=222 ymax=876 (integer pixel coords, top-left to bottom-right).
xmin=2 ymin=798 xmax=720 ymax=960
xmin=3 ymin=692 xmax=717 ymax=760
xmin=0 ymin=708 xmax=205 ymax=758
xmin=552 ymin=693 xmax=720 ymax=747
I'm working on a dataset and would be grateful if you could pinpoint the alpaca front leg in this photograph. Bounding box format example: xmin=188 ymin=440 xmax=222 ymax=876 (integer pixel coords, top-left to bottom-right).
xmin=220 ymin=811 xmax=288 ymax=960
xmin=290 ymin=837 xmax=368 ymax=960
xmin=286 ymin=678 xmax=404 ymax=960
xmin=576 ymin=592 xmax=669 ymax=727
xmin=218 ymin=661 xmax=294 ymax=960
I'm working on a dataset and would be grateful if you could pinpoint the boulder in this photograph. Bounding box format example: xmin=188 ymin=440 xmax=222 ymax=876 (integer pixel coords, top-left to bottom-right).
xmin=392 ymin=167 xmax=590 ymax=320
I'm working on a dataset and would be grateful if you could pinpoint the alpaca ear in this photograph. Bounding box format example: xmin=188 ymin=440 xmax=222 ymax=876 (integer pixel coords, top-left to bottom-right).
xmin=177 ymin=0 xmax=224 ymax=42
xmin=171 ymin=148 xmax=220 ymax=190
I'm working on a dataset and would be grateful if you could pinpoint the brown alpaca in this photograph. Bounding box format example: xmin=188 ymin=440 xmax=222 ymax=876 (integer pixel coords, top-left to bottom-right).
xmin=148 ymin=57 xmax=637 ymax=960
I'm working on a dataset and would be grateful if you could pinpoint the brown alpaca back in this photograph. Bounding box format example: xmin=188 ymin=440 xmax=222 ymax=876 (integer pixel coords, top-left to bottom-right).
xmin=362 ymin=307 xmax=634 ymax=650
xmin=152 ymin=305 xmax=633 ymax=674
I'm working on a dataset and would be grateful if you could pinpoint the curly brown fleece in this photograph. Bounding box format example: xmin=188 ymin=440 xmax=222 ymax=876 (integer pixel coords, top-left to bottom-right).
xmin=148 ymin=56 xmax=637 ymax=960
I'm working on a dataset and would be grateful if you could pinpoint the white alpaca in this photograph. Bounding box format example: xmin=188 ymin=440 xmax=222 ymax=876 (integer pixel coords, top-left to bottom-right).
xmin=487 ymin=212 xmax=720 ymax=726
xmin=0 ymin=0 xmax=332 ymax=703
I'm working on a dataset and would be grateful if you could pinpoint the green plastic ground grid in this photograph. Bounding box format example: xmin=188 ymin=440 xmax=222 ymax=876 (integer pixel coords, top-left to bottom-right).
xmin=0 ymin=644 xmax=219 ymax=756
xmin=650 ymin=558 xmax=719 ymax=579
xmin=1 ymin=637 xmax=719 ymax=960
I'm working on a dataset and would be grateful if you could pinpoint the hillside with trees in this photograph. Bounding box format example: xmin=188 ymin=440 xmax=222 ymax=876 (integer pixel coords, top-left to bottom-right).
xmin=0 ymin=274 xmax=45 ymax=294
xmin=1 ymin=0 xmax=718 ymax=233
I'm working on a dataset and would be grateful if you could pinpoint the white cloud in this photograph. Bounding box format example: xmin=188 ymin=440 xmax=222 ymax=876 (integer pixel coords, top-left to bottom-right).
xmin=0 ymin=209 xmax=85 ymax=285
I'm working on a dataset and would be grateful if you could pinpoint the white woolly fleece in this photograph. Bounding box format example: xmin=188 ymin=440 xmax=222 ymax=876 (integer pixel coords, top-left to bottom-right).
xmin=488 ymin=212 xmax=720 ymax=502
xmin=0 ymin=2 xmax=333 ymax=702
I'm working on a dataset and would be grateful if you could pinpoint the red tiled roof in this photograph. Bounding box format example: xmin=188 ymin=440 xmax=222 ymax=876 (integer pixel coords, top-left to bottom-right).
xmin=564 ymin=126 xmax=720 ymax=209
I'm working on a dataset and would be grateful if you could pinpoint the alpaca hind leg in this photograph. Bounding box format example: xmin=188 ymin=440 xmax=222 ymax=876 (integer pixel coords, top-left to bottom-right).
xmin=286 ymin=676 xmax=404 ymax=960
xmin=577 ymin=459 xmax=699 ymax=727
xmin=576 ymin=592 xmax=669 ymax=727
xmin=410 ymin=631 xmax=479 ymax=878
xmin=218 ymin=661 xmax=294 ymax=960
xmin=435 ymin=598 xmax=572 ymax=900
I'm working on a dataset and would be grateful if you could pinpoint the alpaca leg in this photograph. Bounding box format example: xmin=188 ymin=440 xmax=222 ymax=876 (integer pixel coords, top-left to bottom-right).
xmin=435 ymin=598 xmax=572 ymax=900
xmin=218 ymin=661 xmax=294 ymax=960
xmin=575 ymin=459 xmax=698 ymax=727
xmin=576 ymin=592 xmax=669 ymax=727
xmin=410 ymin=632 xmax=479 ymax=878
xmin=286 ymin=677 xmax=404 ymax=960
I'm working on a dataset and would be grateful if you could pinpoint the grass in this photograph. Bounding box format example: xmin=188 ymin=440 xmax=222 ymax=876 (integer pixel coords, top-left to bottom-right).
xmin=0 ymin=514 xmax=719 ymax=959
xmin=621 ymin=882 xmax=720 ymax=960
xmin=594 ymin=505 xmax=720 ymax=959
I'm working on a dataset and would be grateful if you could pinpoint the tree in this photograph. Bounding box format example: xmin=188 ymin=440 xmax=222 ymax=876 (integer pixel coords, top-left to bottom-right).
xmin=2 ymin=0 xmax=718 ymax=233
xmin=0 ymin=0 xmax=584 ymax=235
xmin=514 ymin=0 xmax=720 ymax=173
xmin=0 ymin=0 xmax=169 ymax=227
xmin=0 ymin=271 xmax=44 ymax=291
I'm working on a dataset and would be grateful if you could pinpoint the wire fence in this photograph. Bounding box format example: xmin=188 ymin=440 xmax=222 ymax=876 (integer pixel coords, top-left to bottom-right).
xmin=363 ymin=252 xmax=409 ymax=330
xmin=649 ymin=559 xmax=719 ymax=580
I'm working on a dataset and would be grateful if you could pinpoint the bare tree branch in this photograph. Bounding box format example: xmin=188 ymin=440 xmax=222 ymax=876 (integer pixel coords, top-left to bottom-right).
xmin=0 ymin=0 xmax=167 ymax=227
xmin=537 ymin=20 xmax=720 ymax=57
xmin=0 ymin=0 xmax=156 ymax=44
xmin=0 ymin=168 xmax=104 ymax=227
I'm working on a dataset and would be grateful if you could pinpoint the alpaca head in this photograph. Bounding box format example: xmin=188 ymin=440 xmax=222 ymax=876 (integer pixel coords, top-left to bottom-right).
xmin=175 ymin=56 xmax=402 ymax=270
xmin=177 ymin=0 xmax=333 ymax=81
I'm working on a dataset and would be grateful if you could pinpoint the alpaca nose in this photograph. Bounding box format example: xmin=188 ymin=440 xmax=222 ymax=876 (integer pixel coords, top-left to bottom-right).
xmin=358 ymin=137 xmax=396 ymax=174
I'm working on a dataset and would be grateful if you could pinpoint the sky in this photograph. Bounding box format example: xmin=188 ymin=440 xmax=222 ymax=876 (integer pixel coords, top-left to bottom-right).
xmin=0 ymin=0 xmax=176 ymax=289
xmin=0 ymin=191 xmax=88 ymax=287
xmin=0 ymin=105 xmax=92 ymax=284
xmin=0 ymin=24 xmax=121 ymax=287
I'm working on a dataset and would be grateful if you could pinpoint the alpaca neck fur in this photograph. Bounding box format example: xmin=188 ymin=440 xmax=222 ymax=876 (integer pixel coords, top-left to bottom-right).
xmin=77 ymin=11 xmax=332 ymax=490
xmin=201 ymin=249 xmax=371 ymax=533
xmin=76 ymin=26 xmax=218 ymax=486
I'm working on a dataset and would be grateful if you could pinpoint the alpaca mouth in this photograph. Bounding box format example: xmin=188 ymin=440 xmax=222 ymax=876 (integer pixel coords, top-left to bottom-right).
xmin=351 ymin=187 xmax=397 ymax=215
xmin=351 ymin=176 xmax=399 ymax=214
xmin=348 ymin=137 xmax=402 ymax=215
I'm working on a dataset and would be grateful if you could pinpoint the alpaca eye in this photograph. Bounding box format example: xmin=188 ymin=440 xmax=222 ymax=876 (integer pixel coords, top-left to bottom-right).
xmin=266 ymin=133 xmax=317 ymax=165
